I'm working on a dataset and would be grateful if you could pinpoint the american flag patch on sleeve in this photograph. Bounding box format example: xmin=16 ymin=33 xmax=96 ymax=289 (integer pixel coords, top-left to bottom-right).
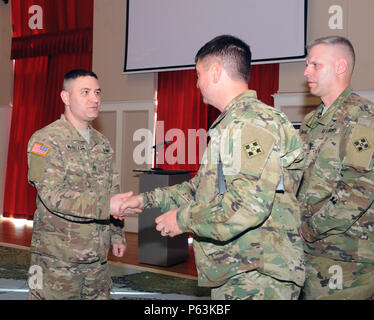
xmin=31 ymin=142 xmax=50 ymax=157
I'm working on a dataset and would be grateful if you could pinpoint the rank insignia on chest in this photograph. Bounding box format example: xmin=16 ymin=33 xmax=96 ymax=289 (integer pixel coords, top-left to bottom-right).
xmin=353 ymin=137 xmax=370 ymax=152
xmin=31 ymin=142 xmax=50 ymax=157
xmin=244 ymin=140 xmax=264 ymax=158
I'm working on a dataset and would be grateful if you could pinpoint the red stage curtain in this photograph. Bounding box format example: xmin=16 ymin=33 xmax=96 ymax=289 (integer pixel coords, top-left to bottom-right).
xmin=155 ymin=69 xmax=217 ymax=173
xmin=156 ymin=63 xmax=279 ymax=174
xmin=3 ymin=0 xmax=93 ymax=219
xmin=248 ymin=63 xmax=279 ymax=106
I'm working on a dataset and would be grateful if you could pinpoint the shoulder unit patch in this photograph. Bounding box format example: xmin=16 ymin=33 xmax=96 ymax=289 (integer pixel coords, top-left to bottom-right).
xmin=353 ymin=137 xmax=370 ymax=152
xmin=244 ymin=140 xmax=264 ymax=158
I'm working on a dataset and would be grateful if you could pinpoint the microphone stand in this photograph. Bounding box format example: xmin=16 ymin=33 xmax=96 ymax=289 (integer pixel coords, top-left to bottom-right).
xmin=152 ymin=140 xmax=171 ymax=170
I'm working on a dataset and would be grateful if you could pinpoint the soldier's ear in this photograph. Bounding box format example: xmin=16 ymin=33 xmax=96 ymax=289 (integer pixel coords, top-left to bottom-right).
xmin=336 ymin=58 xmax=348 ymax=75
xmin=211 ymin=62 xmax=222 ymax=84
xmin=60 ymin=90 xmax=70 ymax=106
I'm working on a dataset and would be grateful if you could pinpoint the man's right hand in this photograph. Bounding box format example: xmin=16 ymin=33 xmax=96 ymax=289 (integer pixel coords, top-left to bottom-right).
xmin=110 ymin=191 xmax=142 ymax=218
xmin=112 ymin=194 xmax=144 ymax=220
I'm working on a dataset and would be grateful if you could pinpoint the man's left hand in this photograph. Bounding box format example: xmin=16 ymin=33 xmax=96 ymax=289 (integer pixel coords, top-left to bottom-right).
xmin=155 ymin=209 xmax=183 ymax=237
xmin=112 ymin=243 xmax=126 ymax=257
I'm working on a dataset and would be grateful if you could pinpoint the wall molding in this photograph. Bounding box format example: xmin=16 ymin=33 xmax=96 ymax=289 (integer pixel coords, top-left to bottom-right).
xmin=98 ymin=100 xmax=155 ymax=233
xmin=100 ymin=100 xmax=155 ymax=178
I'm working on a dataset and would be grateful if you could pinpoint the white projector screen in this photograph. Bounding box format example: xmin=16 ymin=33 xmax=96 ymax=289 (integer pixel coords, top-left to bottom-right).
xmin=124 ymin=0 xmax=307 ymax=73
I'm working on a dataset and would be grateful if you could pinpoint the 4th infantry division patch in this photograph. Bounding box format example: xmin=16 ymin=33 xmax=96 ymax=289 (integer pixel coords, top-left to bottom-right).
xmin=244 ymin=140 xmax=264 ymax=158
xmin=353 ymin=137 xmax=370 ymax=152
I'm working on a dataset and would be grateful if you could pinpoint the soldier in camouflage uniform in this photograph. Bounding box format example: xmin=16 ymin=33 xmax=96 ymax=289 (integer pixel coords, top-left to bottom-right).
xmin=297 ymin=36 xmax=374 ymax=299
xmin=117 ymin=35 xmax=306 ymax=300
xmin=27 ymin=69 xmax=130 ymax=299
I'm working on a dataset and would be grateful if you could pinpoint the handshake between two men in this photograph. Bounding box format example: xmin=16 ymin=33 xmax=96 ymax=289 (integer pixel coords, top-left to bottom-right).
xmin=110 ymin=192 xmax=183 ymax=237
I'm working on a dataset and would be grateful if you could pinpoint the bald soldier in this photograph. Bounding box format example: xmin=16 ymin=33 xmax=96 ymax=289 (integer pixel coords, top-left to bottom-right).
xmin=116 ymin=35 xmax=306 ymax=300
xmin=27 ymin=69 xmax=134 ymax=299
xmin=297 ymin=36 xmax=374 ymax=299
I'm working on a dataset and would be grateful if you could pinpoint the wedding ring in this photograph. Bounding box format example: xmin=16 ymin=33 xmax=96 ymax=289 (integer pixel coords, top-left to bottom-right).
xmin=163 ymin=229 xmax=169 ymax=235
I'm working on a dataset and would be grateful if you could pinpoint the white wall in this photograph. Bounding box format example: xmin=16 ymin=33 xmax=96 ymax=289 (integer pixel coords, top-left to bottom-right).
xmin=279 ymin=0 xmax=374 ymax=93
xmin=92 ymin=0 xmax=156 ymax=102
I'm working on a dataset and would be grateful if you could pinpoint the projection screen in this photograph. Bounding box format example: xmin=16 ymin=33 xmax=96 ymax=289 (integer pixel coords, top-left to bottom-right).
xmin=124 ymin=0 xmax=307 ymax=73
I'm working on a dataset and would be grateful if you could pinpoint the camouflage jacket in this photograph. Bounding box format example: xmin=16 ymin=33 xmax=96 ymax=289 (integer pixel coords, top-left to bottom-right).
xmin=143 ymin=90 xmax=305 ymax=287
xmin=27 ymin=114 xmax=125 ymax=264
xmin=297 ymin=88 xmax=374 ymax=263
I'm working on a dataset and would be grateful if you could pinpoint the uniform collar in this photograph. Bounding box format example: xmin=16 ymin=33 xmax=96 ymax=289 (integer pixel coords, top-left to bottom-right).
xmin=60 ymin=114 xmax=98 ymax=147
xmin=305 ymin=87 xmax=352 ymax=128
xmin=209 ymin=90 xmax=257 ymax=130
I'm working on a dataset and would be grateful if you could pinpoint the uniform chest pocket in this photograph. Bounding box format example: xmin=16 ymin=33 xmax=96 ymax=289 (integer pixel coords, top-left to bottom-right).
xmin=63 ymin=148 xmax=89 ymax=188
xmin=342 ymin=124 xmax=374 ymax=171
xmin=90 ymin=146 xmax=114 ymax=177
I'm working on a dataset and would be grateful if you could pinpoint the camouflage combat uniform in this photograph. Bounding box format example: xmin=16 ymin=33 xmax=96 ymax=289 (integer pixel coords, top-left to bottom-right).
xmin=27 ymin=114 xmax=125 ymax=300
xmin=297 ymin=88 xmax=374 ymax=300
xmin=143 ymin=90 xmax=306 ymax=300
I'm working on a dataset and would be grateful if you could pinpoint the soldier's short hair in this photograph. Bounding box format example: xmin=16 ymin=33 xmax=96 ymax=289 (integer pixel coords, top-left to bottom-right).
xmin=195 ymin=35 xmax=252 ymax=83
xmin=307 ymin=36 xmax=356 ymax=73
xmin=62 ymin=69 xmax=98 ymax=90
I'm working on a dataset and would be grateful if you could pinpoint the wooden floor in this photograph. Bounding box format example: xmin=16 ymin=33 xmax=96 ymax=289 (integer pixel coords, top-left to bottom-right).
xmin=0 ymin=217 xmax=197 ymax=278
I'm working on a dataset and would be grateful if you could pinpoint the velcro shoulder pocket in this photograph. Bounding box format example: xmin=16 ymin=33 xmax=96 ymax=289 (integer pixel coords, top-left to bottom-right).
xmin=344 ymin=123 xmax=374 ymax=171
xmin=28 ymin=153 xmax=47 ymax=182
xmin=224 ymin=124 xmax=276 ymax=178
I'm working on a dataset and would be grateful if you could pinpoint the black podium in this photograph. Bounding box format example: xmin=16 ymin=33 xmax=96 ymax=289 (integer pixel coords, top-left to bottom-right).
xmin=136 ymin=170 xmax=191 ymax=267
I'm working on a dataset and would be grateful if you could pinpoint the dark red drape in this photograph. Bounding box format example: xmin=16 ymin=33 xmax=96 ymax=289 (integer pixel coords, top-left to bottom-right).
xmin=155 ymin=69 xmax=216 ymax=173
xmin=3 ymin=0 xmax=93 ymax=219
xmin=248 ymin=63 xmax=279 ymax=106
xmin=156 ymin=63 xmax=279 ymax=174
